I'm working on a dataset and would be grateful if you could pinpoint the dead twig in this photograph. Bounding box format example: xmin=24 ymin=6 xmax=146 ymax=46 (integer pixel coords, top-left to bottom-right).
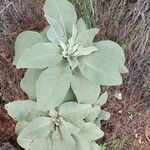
xmin=0 ymin=2 xmax=13 ymax=14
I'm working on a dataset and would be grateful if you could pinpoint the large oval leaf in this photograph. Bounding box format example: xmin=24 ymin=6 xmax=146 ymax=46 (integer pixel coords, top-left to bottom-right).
xmin=46 ymin=18 xmax=67 ymax=44
xmin=85 ymin=105 xmax=100 ymax=122
xmin=30 ymin=138 xmax=52 ymax=150
xmin=17 ymin=117 xmax=53 ymax=150
xmin=5 ymin=100 xmax=47 ymax=122
xmin=59 ymin=102 xmax=92 ymax=126
xmin=76 ymin=122 xmax=104 ymax=141
xmin=17 ymin=43 xmax=62 ymax=69
xmin=94 ymin=41 xmax=128 ymax=73
xmin=36 ymin=62 xmax=72 ymax=111
xmin=13 ymin=31 xmax=48 ymax=65
xmin=79 ymin=52 xmax=123 ymax=85
xmin=43 ymin=0 xmax=77 ymax=34
xmin=71 ymin=71 xmax=100 ymax=104
xmin=75 ymin=28 xmax=99 ymax=47
xmin=20 ymin=69 xmax=43 ymax=100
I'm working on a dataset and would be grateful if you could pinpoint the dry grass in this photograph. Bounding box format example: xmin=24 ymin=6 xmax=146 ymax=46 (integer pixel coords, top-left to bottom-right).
xmin=0 ymin=0 xmax=47 ymax=102
xmin=92 ymin=0 xmax=150 ymax=149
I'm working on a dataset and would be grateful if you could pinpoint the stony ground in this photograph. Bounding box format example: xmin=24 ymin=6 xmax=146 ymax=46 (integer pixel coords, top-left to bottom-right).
xmin=0 ymin=0 xmax=150 ymax=149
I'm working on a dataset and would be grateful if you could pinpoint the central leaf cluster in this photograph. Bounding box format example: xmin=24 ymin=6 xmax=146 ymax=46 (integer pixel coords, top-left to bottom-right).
xmin=59 ymin=24 xmax=98 ymax=70
xmin=61 ymin=26 xmax=79 ymax=58
xmin=60 ymin=26 xmax=81 ymax=69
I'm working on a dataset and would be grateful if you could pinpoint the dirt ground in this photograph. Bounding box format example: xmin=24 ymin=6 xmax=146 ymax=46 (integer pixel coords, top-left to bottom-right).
xmin=0 ymin=0 xmax=150 ymax=149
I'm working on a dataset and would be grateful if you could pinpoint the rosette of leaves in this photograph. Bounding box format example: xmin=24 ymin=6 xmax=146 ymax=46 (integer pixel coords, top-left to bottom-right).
xmin=12 ymin=0 xmax=128 ymax=111
xmin=6 ymin=0 xmax=128 ymax=149
xmin=5 ymin=98 xmax=109 ymax=150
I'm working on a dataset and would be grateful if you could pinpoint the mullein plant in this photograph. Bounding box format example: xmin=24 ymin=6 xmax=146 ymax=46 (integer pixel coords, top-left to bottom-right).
xmin=5 ymin=0 xmax=128 ymax=149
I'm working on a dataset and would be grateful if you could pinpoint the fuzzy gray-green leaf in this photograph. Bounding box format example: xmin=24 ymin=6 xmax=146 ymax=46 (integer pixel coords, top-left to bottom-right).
xmin=52 ymin=128 xmax=75 ymax=150
xmin=20 ymin=69 xmax=43 ymax=100
xmin=15 ymin=121 xmax=28 ymax=135
xmin=46 ymin=18 xmax=67 ymax=44
xmin=60 ymin=120 xmax=80 ymax=135
xmin=90 ymin=142 xmax=100 ymax=150
xmin=75 ymin=28 xmax=99 ymax=47
xmin=52 ymin=120 xmax=79 ymax=149
xmin=30 ymin=138 xmax=52 ymax=150
xmin=43 ymin=0 xmax=77 ymax=34
xmin=79 ymin=52 xmax=122 ymax=85
xmin=98 ymin=110 xmax=110 ymax=121
xmin=13 ymin=31 xmax=48 ymax=65
xmin=17 ymin=43 xmax=62 ymax=69
xmin=59 ymin=102 xmax=91 ymax=126
xmin=36 ymin=63 xmax=72 ymax=111
xmin=94 ymin=41 xmax=128 ymax=73
xmin=96 ymin=92 xmax=108 ymax=106
xmin=68 ymin=57 xmax=79 ymax=70
xmin=77 ymin=122 xmax=104 ymax=141
xmin=78 ymin=46 xmax=98 ymax=56
xmin=85 ymin=105 xmax=100 ymax=122
xmin=5 ymin=100 xmax=47 ymax=122
xmin=71 ymin=71 xmax=100 ymax=104
xmin=73 ymin=122 xmax=104 ymax=150
xmin=17 ymin=117 xmax=53 ymax=150
xmin=73 ymin=134 xmax=90 ymax=150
